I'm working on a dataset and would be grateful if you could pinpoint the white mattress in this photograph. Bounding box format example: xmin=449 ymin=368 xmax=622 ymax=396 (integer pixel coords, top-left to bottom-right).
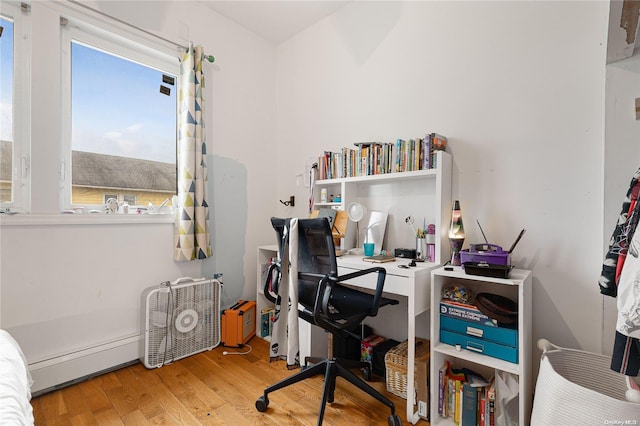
xmin=0 ymin=330 xmax=34 ymax=425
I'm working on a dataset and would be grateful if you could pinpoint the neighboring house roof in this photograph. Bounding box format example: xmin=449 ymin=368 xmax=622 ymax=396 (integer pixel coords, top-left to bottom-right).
xmin=72 ymin=151 xmax=176 ymax=192
xmin=1 ymin=142 xmax=175 ymax=192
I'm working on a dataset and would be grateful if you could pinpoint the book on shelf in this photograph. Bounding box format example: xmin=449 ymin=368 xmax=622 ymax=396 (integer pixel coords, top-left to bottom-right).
xmin=316 ymin=133 xmax=448 ymax=181
xmin=421 ymin=134 xmax=431 ymax=170
xmin=447 ymin=375 xmax=456 ymax=419
xmin=479 ymin=386 xmax=487 ymax=426
xmin=260 ymin=306 xmax=275 ymax=338
xmin=430 ymin=132 xmax=447 ymax=169
xmin=487 ymin=377 xmax=496 ymax=426
xmin=432 ymin=132 xmax=448 ymax=150
xmin=438 ymin=361 xmax=450 ymax=416
xmin=454 ymin=379 xmax=462 ymax=425
xmin=461 ymin=382 xmax=477 ymax=426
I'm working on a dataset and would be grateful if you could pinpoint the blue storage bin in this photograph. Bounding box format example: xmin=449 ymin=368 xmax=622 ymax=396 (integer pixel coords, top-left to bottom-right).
xmin=440 ymin=315 xmax=518 ymax=348
xmin=440 ymin=329 xmax=518 ymax=364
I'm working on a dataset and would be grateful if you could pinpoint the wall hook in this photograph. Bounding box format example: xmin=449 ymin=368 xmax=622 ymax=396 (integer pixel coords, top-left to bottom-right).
xmin=280 ymin=196 xmax=295 ymax=207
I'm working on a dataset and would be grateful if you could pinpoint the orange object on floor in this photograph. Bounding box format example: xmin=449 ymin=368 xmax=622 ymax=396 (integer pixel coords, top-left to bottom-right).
xmin=221 ymin=300 xmax=256 ymax=347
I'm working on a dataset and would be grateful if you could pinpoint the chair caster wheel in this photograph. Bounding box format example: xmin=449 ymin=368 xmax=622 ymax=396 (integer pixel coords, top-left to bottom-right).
xmin=361 ymin=366 xmax=372 ymax=381
xmin=388 ymin=414 xmax=402 ymax=425
xmin=255 ymin=395 xmax=269 ymax=412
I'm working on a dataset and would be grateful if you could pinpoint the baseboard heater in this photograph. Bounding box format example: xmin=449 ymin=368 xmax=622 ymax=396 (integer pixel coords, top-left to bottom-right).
xmin=29 ymin=334 xmax=141 ymax=395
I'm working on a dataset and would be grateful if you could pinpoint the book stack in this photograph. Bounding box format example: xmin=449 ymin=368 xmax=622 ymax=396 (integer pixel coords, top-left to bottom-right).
xmin=317 ymin=133 xmax=447 ymax=180
xmin=438 ymin=361 xmax=495 ymax=426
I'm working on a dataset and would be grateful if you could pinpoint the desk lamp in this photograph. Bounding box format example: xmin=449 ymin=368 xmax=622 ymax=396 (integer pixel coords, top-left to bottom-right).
xmin=347 ymin=202 xmax=366 ymax=251
xmin=448 ymin=200 xmax=465 ymax=266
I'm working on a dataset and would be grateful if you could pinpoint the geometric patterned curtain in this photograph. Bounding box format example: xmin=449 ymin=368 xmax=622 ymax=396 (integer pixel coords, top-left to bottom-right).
xmin=174 ymin=44 xmax=212 ymax=261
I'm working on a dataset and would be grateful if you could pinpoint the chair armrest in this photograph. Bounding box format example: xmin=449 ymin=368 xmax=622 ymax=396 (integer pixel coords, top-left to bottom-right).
xmin=314 ymin=267 xmax=387 ymax=322
xmin=337 ymin=267 xmax=387 ymax=316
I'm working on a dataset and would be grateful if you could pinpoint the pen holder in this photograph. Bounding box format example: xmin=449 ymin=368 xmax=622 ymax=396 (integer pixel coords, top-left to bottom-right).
xmin=416 ymin=238 xmax=427 ymax=261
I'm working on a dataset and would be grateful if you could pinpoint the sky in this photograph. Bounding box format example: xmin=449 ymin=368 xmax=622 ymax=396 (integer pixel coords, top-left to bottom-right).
xmin=72 ymin=42 xmax=177 ymax=164
xmin=0 ymin=16 xmax=177 ymax=165
xmin=0 ymin=17 xmax=13 ymax=143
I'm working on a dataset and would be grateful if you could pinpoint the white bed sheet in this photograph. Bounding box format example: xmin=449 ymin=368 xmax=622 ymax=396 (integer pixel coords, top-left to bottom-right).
xmin=0 ymin=330 xmax=34 ymax=425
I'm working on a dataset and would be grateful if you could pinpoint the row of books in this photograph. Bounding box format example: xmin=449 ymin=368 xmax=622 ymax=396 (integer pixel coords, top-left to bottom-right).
xmin=260 ymin=306 xmax=275 ymax=339
xmin=317 ymin=133 xmax=447 ymax=180
xmin=438 ymin=360 xmax=495 ymax=426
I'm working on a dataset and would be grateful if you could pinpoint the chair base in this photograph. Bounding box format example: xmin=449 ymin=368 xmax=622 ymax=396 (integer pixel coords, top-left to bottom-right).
xmin=256 ymin=356 xmax=398 ymax=425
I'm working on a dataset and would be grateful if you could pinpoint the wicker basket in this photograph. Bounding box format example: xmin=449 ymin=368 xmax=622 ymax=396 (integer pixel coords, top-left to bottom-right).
xmin=385 ymin=338 xmax=430 ymax=399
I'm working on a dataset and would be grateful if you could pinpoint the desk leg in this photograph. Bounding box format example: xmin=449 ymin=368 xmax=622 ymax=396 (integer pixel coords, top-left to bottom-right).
xmin=299 ymin=320 xmax=312 ymax=362
xmin=406 ymin=293 xmax=420 ymax=425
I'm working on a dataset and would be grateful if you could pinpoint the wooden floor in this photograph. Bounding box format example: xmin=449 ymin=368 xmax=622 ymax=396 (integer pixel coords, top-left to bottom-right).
xmin=32 ymin=337 xmax=427 ymax=425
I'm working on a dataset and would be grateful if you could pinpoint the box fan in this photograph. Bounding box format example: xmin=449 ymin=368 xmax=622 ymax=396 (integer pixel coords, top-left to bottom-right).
xmin=141 ymin=277 xmax=221 ymax=369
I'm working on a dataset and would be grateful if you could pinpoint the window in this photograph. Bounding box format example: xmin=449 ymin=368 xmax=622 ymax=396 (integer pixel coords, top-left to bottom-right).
xmin=0 ymin=16 xmax=14 ymax=204
xmin=62 ymin=21 xmax=178 ymax=212
xmin=0 ymin=2 xmax=29 ymax=211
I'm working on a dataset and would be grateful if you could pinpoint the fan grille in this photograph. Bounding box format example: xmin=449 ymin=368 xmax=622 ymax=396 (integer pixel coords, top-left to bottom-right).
xmin=142 ymin=279 xmax=220 ymax=368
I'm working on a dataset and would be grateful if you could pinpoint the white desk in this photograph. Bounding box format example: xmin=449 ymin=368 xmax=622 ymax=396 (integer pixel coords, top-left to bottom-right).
xmin=297 ymin=254 xmax=437 ymax=425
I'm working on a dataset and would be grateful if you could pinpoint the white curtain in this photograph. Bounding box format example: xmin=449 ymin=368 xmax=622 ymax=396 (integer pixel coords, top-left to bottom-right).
xmin=174 ymin=44 xmax=212 ymax=261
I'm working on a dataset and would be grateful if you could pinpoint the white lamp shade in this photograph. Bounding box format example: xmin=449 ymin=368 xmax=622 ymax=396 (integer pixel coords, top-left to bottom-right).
xmin=347 ymin=202 xmax=366 ymax=223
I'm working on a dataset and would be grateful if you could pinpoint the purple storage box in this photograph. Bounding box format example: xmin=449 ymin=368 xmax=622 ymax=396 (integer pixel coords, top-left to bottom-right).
xmin=460 ymin=243 xmax=511 ymax=266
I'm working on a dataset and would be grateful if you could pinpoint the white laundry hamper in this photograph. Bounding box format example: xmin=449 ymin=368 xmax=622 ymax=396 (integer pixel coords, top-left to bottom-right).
xmin=531 ymin=339 xmax=640 ymax=425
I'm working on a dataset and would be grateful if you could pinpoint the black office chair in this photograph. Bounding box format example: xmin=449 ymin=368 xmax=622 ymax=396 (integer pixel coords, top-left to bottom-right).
xmin=256 ymin=217 xmax=402 ymax=426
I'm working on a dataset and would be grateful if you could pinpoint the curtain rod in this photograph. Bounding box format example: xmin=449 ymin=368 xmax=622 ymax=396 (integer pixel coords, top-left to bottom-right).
xmin=66 ymin=0 xmax=215 ymax=63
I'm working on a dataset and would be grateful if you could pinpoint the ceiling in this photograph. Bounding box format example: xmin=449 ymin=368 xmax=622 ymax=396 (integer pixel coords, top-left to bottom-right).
xmin=199 ymin=1 xmax=349 ymax=45
xmin=200 ymin=1 xmax=639 ymax=61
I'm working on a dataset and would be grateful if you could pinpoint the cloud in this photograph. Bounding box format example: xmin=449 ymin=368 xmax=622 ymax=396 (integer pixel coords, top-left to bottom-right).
xmin=103 ymin=131 xmax=123 ymax=140
xmin=75 ymin=124 xmax=174 ymax=164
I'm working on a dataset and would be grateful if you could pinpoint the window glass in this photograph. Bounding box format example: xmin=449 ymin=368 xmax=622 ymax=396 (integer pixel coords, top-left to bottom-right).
xmin=70 ymin=40 xmax=177 ymax=209
xmin=0 ymin=16 xmax=14 ymax=203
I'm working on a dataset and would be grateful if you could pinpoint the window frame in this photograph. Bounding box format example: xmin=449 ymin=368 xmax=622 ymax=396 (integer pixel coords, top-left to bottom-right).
xmin=60 ymin=15 xmax=179 ymax=213
xmin=0 ymin=1 xmax=31 ymax=213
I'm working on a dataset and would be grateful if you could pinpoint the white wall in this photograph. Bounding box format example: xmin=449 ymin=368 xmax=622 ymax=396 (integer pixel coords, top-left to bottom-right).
xmin=0 ymin=0 xmax=622 ymax=393
xmin=603 ymin=52 xmax=640 ymax=354
xmin=0 ymin=0 xmax=277 ymax=390
xmin=274 ymin=0 xmax=609 ymax=362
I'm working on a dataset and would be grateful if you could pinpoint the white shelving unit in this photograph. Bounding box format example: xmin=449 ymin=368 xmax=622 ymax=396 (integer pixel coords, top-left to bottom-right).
xmin=255 ymin=150 xmax=453 ymax=424
xmin=429 ymin=266 xmax=532 ymax=426
xmin=256 ymin=244 xmax=278 ymax=342
xmin=314 ymin=150 xmax=452 ymax=265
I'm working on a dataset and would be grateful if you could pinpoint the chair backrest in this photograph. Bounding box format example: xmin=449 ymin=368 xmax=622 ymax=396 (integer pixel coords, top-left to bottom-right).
xmin=296 ymin=217 xmax=337 ymax=276
xmin=295 ymin=218 xmax=338 ymax=312
xmin=268 ymin=217 xmax=390 ymax=338
xmin=269 ymin=217 xmax=337 ymax=309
